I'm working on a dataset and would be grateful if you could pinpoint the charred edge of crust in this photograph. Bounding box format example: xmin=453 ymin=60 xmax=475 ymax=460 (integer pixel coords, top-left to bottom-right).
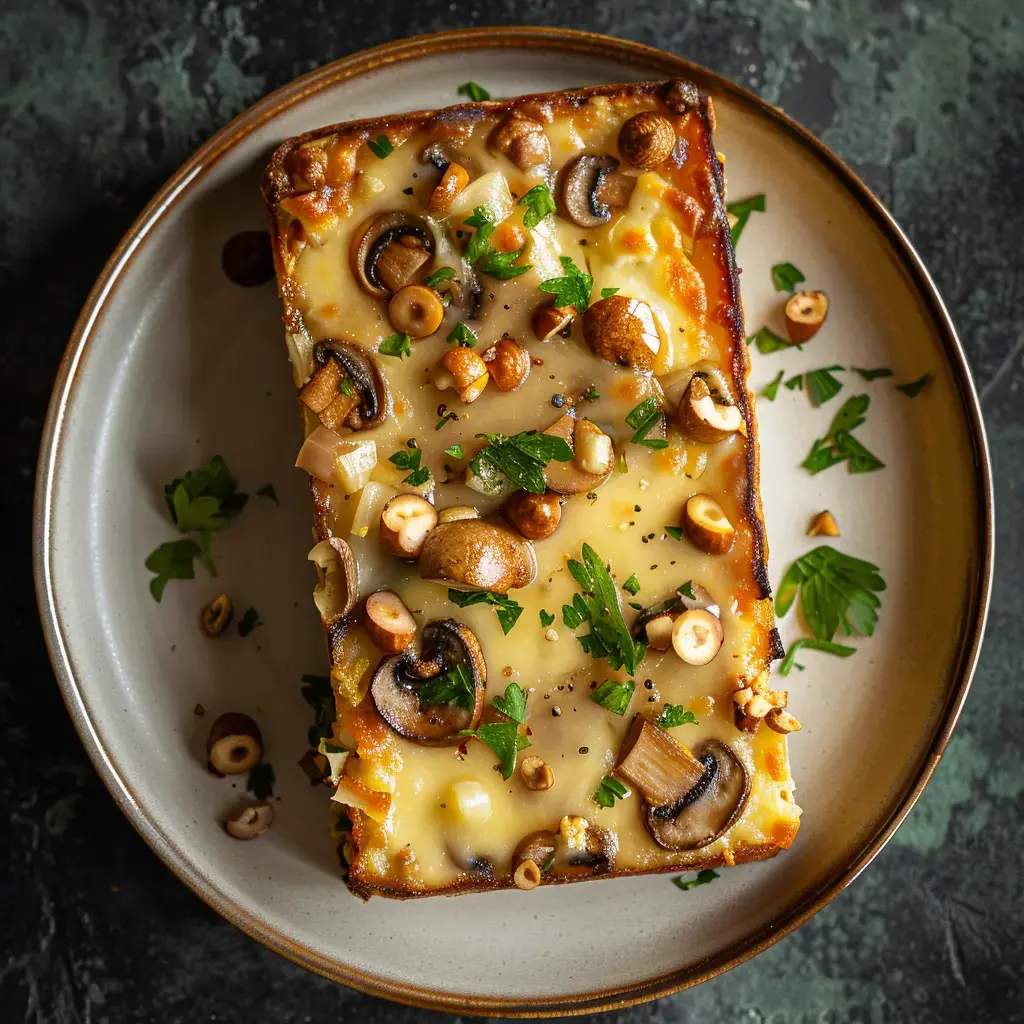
xmin=345 ymin=838 xmax=785 ymax=900
xmin=768 ymin=627 xmax=786 ymax=663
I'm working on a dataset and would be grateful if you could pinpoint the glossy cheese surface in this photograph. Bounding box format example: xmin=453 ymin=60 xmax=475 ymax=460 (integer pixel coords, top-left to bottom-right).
xmin=263 ymin=81 xmax=801 ymax=897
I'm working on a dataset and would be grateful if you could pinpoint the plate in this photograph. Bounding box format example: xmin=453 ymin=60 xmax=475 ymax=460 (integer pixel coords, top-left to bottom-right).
xmin=33 ymin=27 xmax=992 ymax=1016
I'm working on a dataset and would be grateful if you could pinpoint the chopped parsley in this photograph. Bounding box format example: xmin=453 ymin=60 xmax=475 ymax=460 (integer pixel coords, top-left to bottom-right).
xmin=561 ymin=593 xmax=589 ymax=629
xmin=418 ymin=663 xmax=476 ymax=710
xmin=256 ymin=482 xmax=279 ymax=505
xmin=518 ymin=184 xmax=556 ymax=229
xmin=469 ymin=429 xmax=572 ymax=495
xmin=539 ymin=609 xmax=555 ymax=628
xmin=657 ymin=704 xmax=699 ymax=728
xmin=583 ymin=384 xmax=600 ymax=401
xmin=237 ymin=607 xmax=263 ymax=637
xmin=464 ymin=205 xmax=496 ymax=265
xmin=762 ymin=369 xmax=785 ymax=401
xmin=460 ymin=722 xmax=530 ymax=780
xmin=379 ymin=332 xmax=412 ymax=358
xmin=853 ymin=366 xmax=893 ymax=380
xmin=726 ymin=193 xmax=765 ymax=245
xmin=747 ymin=325 xmax=790 ymax=354
xmin=435 ymin=412 xmax=457 ymax=430
xmin=805 ymin=365 xmax=844 ymax=406
xmin=897 ymin=373 xmax=932 ymax=398
xmin=447 ymin=588 xmax=523 ymax=635
xmin=664 ymin=526 xmax=683 ymax=541
xmin=388 ymin=447 xmax=431 ymax=487
xmin=301 ymin=673 xmax=334 ymax=746
xmin=338 ymin=378 xmax=356 ymax=398
xmin=625 ymin=397 xmax=669 ymax=449
xmin=463 ymin=205 xmax=533 ymax=278
xmin=444 ymin=443 xmax=464 ymax=460
xmin=476 ymin=247 xmax=532 ymax=279
xmin=673 ymin=868 xmax=719 ymax=892
xmin=775 ymin=545 xmax=886 ymax=642
xmin=771 ymin=262 xmax=806 ymax=292
xmin=492 ymin=681 xmax=527 ymax=724
xmin=600 ymin=287 xmax=620 ymax=299
xmin=590 ymin=680 xmax=636 ymax=716
xmin=457 ymin=81 xmax=490 ymax=101
xmin=367 ymin=134 xmax=394 ymax=159
xmin=447 ymin=321 xmax=477 ymax=347
xmin=593 ymin=775 xmax=629 ymax=808
xmin=802 ymin=394 xmax=885 ymax=474
xmin=539 ymin=255 xmax=594 ymax=312
xmin=246 ymin=762 xmax=275 ymax=800
xmin=779 ymin=637 xmax=856 ymax=676
xmin=622 ymin=574 xmax=641 ymax=596
xmin=424 ymin=266 xmax=455 ymax=288
xmin=145 ymin=539 xmax=203 ymax=602
xmin=784 ymin=374 xmax=804 ymax=391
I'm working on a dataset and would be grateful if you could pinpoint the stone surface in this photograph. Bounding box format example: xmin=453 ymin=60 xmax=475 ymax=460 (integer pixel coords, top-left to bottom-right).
xmin=2 ymin=0 xmax=1022 ymax=1020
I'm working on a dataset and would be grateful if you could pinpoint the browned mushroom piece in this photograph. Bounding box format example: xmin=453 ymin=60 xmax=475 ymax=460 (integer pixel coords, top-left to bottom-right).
xmin=682 ymin=494 xmax=736 ymax=555
xmin=418 ymin=518 xmax=538 ymax=592
xmin=615 ymin=716 xmax=750 ymax=850
xmin=501 ymin=490 xmax=562 ymax=540
xmin=427 ymin=162 xmax=470 ymax=214
xmin=389 ymin=284 xmax=445 ymax=338
xmin=618 ymin=112 xmax=676 ymax=169
xmin=513 ymin=829 xmax=558 ymax=873
xmin=364 ymin=590 xmax=418 ymax=652
xmin=206 ymin=713 xmax=263 ymax=776
xmin=309 ymin=536 xmax=359 ymax=625
xmin=677 ymin=374 xmax=742 ymax=443
xmin=351 ymin=212 xmax=435 ymax=298
xmin=561 ymin=154 xmax=634 ymax=228
xmin=311 ymin=341 xmax=392 ymax=430
xmin=225 ymin=802 xmax=275 ymax=840
xmin=562 ymin=824 xmax=618 ymax=875
xmin=201 ymin=593 xmax=233 ymax=636
xmin=542 ymin=413 xmax=614 ymax=495
xmin=370 ymin=618 xmax=486 ymax=745
xmin=379 ymin=494 xmax=438 ymax=560
xmin=483 ymin=337 xmax=531 ymax=392
xmin=582 ymin=294 xmax=663 ymax=369
xmin=489 ymin=114 xmax=550 ymax=170
xmin=531 ymin=303 xmax=575 ymax=341
xmin=784 ymin=290 xmax=829 ymax=343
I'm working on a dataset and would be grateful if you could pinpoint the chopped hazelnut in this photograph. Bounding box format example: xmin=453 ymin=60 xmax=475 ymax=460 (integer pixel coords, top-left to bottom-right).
xmin=520 ymin=755 xmax=554 ymax=791
xmin=808 ymin=510 xmax=840 ymax=537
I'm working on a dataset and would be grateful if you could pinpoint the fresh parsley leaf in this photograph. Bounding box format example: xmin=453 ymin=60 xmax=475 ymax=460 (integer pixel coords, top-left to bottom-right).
xmin=145 ymin=538 xmax=202 ymax=601
xmin=567 ymin=544 xmax=647 ymax=675
xmin=389 ymin=448 xmax=421 ymax=471
xmin=492 ymin=681 xmax=527 ymax=724
xmin=464 ymin=205 xmax=496 ymax=266
xmin=590 ymin=680 xmax=636 ymax=715
xmin=476 ymin=248 xmax=532 ymax=280
xmin=835 ymin=430 xmax=886 ymax=473
xmin=460 ymin=722 xmax=529 ymax=780
xmin=806 ymin=365 xmax=844 ymax=406
xmin=518 ymin=184 xmax=556 ymax=229
xmin=457 ymin=81 xmax=490 ymax=101
xmin=600 ymin=287 xmax=620 ymax=298
xmin=628 ymin=601 xmax=644 ymax=610
xmin=247 ymin=762 xmax=275 ymax=800
xmin=367 ymin=134 xmax=394 ymax=159
xmin=435 ymin=412 xmax=456 ymax=430
xmin=424 ymin=266 xmax=455 ymax=288
xmin=665 ymin=526 xmax=683 ymax=541
xmin=623 ymin=574 xmax=641 ymax=596
xmin=444 ymin=444 xmax=464 ymax=460
xmin=447 ymin=321 xmax=477 ymax=347
xmin=301 ymin=673 xmax=334 ymax=746
xmin=561 ymin=597 xmax=587 ymax=629
xmin=747 ymin=325 xmax=790 ymax=354
xmin=418 ymin=664 xmax=476 ymax=710
xmin=625 ymin=396 xmax=669 ymax=449
xmin=539 ymin=256 xmax=594 ymax=312
xmin=164 ymin=455 xmax=248 ymax=524
xmin=338 ymin=378 xmax=356 ymax=398
xmin=593 ymin=775 xmax=628 ymax=808
xmin=678 ymin=581 xmax=696 ymax=600
xmin=784 ymin=374 xmax=803 ymax=391
xmin=447 ymin=588 xmax=523 ymax=634
xmin=657 ymin=704 xmax=699 ymax=728
xmin=379 ymin=332 xmax=412 ymax=358
xmin=238 ymin=607 xmax=263 ymax=637
xmin=469 ymin=430 xmax=572 ymax=495
xmin=775 ymin=545 xmax=886 ymax=641
xmin=403 ymin=467 xmax=431 ymax=487
xmin=802 ymin=394 xmax=884 ymax=475
xmin=853 ymin=367 xmax=893 ymax=380
xmin=726 ymin=193 xmax=765 ymax=245
xmin=897 ymin=373 xmax=932 ymax=398
xmin=762 ymin=369 xmax=784 ymax=401
xmin=583 ymin=384 xmax=600 ymax=401
xmin=771 ymin=262 xmax=806 ymax=292
xmin=673 ymin=869 xmax=719 ymax=892
xmin=779 ymin=637 xmax=856 ymax=676
xmin=256 ymin=483 xmax=279 ymax=506
xmin=539 ymin=609 xmax=555 ymax=627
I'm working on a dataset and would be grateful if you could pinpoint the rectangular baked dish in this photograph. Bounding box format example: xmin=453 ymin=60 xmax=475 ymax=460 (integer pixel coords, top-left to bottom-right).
xmin=262 ymin=79 xmax=801 ymax=899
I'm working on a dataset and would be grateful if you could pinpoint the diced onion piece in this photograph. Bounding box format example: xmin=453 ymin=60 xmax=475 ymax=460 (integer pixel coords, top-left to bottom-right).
xmin=308 ymin=537 xmax=358 ymax=624
xmin=447 ymin=780 xmax=492 ymax=823
xmin=332 ymin=776 xmax=392 ymax=822
xmin=448 ymin=170 xmax=514 ymax=232
xmin=350 ymin=481 xmax=399 ymax=538
xmin=296 ymin=425 xmax=346 ymax=483
xmin=334 ymin=438 xmax=377 ymax=494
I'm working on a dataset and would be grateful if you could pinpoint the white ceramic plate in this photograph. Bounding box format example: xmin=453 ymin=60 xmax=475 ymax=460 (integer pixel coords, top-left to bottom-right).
xmin=34 ymin=28 xmax=992 ymax=1016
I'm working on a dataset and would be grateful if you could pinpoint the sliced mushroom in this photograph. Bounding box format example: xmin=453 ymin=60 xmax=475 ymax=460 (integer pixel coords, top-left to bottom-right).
xmin=489 ymin=114 xmax=550 ymax=170
xmin=502 ymin=490 xmax=561 ymax=540
xmin=207 ymin=713 xmax=263 ymax=776
xmin=379 ymin=493 xmax=438 ymax=560
xmin=418 ymin=519 xmax=538 ymax=592
xmin=615 ymin=716 xmax=749 ymax=850
xmin=582 ymin=294 xmax=663 ymax=369
xmin=562 ymin=823 xmax=618 ymax=874
xmin=682 ymin=494 xmax=736 ymax=555
xmin=671 ymin=608 xmax=724 ymax=666
xmin=312 ymin=341 xmax=392 ymax=430
xmin=351 ymin=212 xmax=434 ymax=299
xmin=618 ymin=112 xmax=676 ymax=169
xmin=513 ymin=829 xmax=558 ymax=872
xmin=785 ymin=290 xmax=829 ymax=343
xmin=542 ymin=413 xmax=614 ymax=495
xmin=677 ymin=374 xmax=742 ymax=443
xmin=364 ymin=590 xmax=418 ymax=652
xmin=225 ymin=802 xmax=274 ymax=840
xmin=370 ymin=619 xmax=486 ymax=744
xmin=309 ymin=536 xmax=358 ymax=625
xmin=562 ymin=154 xmax=625 ymax=228
xmin=389 ymin=284 xmax=445 ymax=338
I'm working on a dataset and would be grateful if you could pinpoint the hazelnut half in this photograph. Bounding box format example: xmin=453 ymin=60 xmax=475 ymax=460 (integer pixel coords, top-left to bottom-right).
xmin=764 ymin=708 xmax=802 ymax=734
xmin=678 ymin=375 xmax=742 ymax=443
xmin=380 ymin=494 xmax=438 ymax=560
xmin=206 ymin=713 xmax=263 ymax=776
xmin=427 ymin=162 xmax=469 ymax=214
xmin=434 ymin=348 xmax=489 ymax=404
xmin=225 ymin=802 xmax=274 ymax=840
xmin=682 ymin=494 xmax=736 ymax=555
xmin=671 ymin=608 xmax=724 ymax=666
xmin=364 ymin=590 xmax=418 ymax=653
xmin=807 ymin=510 xmax=840 ymax=537
xmin=389 ymin=284 xmax=445 ymax=338
xmin=502 ymin=490 xmax=561 ymax=540
xmin=582 ymin=294 xmax=662 ymax=369
xmin=520 ymin=755 xmax=554 ymax=791
xmin=618 ymin=111 xmax=676 ymax=169
xmin=532 ymin=304 xmax=574 ymax=341
xmin=784 ymin=290 xmax=829 ymax=343
xmin=201 ymin=593 xmax=233 ymax=636
xmin=514 ymin=858 xmax=542 ymax=890
xmin=483 ymin=337 xmax=531 ymax=392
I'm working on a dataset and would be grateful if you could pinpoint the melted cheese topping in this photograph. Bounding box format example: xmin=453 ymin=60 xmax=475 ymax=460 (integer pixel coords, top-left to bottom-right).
xmin=270 ymin=90 xmax=800 ymax=894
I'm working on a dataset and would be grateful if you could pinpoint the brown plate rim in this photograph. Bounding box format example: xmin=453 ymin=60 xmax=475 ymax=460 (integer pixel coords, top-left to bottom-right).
xmin=32 ymin=25 xmax=994 ymax=1017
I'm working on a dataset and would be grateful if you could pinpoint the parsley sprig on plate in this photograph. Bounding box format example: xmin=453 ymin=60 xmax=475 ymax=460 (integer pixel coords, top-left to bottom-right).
xmin=802 ymin=394 xmax=885 ymax=474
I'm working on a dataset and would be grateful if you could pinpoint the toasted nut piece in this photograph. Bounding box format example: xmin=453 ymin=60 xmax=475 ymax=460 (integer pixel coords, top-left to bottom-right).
xmin=427 ymin=162 xmax=469 ymax=213
xmin=389 ymin=284 xmax=445 ymax=338
xmin=520 ymin=755 xmax=554 ymax=791
xmin=618 ymin=111 xmax=676 ymax=169
xmin=489 ymin=114 xmax=550 ymax=169
xmin=765 ymin=708 xmax=802 ymax=734
xmin=808 ymin=510 xmax=840 ymax=537
xmin=492 ymin=220 xmax=528 ymax=253
xmin=225 ymin=802 xmax=274 ymax=840
xmin=502 ymin=490 xmax=561 ymax=540
xmin=574 ymin=419 xmax=614 ymax=476
xmin=514 ymin=858 xmax=542 ymax=890
xmin=785 ymin=290 xmax=829 ymax=343
xmin=380 ymin=494 xmax=438 ymax=560
xmin=671 ymin=609 xmax=724 ymax=666
xmin=438 ymin=348 xmax=489 ymax=404
xmin=732 ymin=687 xmax=754 ymax=707
xmin=532 ymin=304 xmax=574 ymax=341
xmin=438 ymin=505 xmax=480 ymax=524
xmin=309 ymin=537 xmax=359 ymax=623
xmin=201 ymin=593 xmax=233 ymax=636
xmin=582 ymin=295 xmax=663 ymax=369
xmin=745 ymin=694 xmax=773 ymax=719
xmin=483 ymin=337 xmax=531 ymax=392
xmin=678 ymin=375 xmax=742 ymax=443
xmin=645 ymin=612 xmax=675 ymax=652
xmin=683 ymin=494 xmax=736 ymax=555
xmin=558 ymin=814 xmax=591 ymax=850
xmin=364 ymin=590 xmax=418 ymax=652
xmin=662 ymin=78 xmax=701 ymax=114
xmin=206 ymin=713 xmax=263 ymax=776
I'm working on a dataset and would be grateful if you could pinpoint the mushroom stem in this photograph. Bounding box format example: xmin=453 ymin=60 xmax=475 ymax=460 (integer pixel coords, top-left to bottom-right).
xmin=615 ymin=715 xmax=705 ymax=807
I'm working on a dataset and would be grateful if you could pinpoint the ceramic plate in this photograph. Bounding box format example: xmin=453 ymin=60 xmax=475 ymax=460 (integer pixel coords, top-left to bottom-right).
xmin=34 ymin=28 xmax=992 ymax=1016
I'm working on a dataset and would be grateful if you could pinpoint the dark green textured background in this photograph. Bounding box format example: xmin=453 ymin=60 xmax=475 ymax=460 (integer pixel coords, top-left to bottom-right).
xmin=2 ymin=1 xmax=1022 ymax=1020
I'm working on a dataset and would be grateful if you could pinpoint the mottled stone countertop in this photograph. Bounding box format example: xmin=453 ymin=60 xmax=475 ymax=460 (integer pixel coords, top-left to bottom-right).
xmin=2 ymin=1 xmax=1021 ymax=1020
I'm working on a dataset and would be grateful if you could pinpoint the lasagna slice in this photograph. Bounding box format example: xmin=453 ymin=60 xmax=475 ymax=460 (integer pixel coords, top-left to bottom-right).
xmin=263 ymin=79 xmax=801 ymax=899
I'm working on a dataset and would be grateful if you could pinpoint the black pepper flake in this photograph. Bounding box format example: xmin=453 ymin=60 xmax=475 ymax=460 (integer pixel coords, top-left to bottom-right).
xmin=549 ymin=374 xmax=556 ymax=380
xmin=436 ymin=403 xmax=447 ymax=417
xmin=579 ymin=239 xmax=588 ymax=246
xmin=407 ymin=438 xmax=418 ymax=448
xmin=647 ymin=696 xmax=656 ymax=702
xmin=557 ymin=684 xmax=565 ymax=691
xmin=670 ymin=560 xmax=676 ymax=565
xmin=551 ymin=393 xmax=565 ymax=408
xmin=503 ymin=304 xmax=510 ymax=310
xmin=650 ymin=564 xmax=658 ymax=570
xmin=634 ymin=505 xmax=642 ymax=512
xmin=578 ymin=746 xmax=589 ymax=754
xmin=642 ymin=537 xmax=649 ymax=544
xmin=567 ymin=683 xmax=574 ymax=692
xmin=402 ymin=187 xmax=414 ymax=195
xmin=544 ymin=693 xmax=551 ymax=699
xmin=644 ymin=679 xmax=654 ymax=689
xmin=558 ymin=324 xmax=572 ymax=338
xmin=439 ymin=803 xmax=446 ymax=809
xmin=590 ymin=681 xmax=597 ymax=690
xmin=551 ymin=706 xmax=562 ymax=717
xmin=456 ymin=229 xmax=464 ymax=239
xmin=412 ymin=172 xmax=418 ymax=178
